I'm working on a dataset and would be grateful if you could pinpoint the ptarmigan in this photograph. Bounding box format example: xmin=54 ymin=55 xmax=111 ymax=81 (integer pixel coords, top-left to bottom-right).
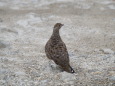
xmin=45 ymin=23 xmax=75 ymax=73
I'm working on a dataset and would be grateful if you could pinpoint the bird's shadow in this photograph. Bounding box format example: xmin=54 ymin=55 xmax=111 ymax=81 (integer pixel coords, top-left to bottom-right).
xmin=50 ymin=63 xmax=63 ymax=72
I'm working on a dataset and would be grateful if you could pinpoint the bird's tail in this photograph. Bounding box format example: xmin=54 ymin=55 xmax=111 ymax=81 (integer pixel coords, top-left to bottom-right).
xmin=70 ymin=66 xmax=75 ymax=73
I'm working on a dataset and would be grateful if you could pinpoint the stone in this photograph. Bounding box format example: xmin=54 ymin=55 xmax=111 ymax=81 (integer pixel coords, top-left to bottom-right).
xmin=109 ymin=76 xmax=115 ymax=81
xmin=100 ymin=49 xmax=114 ymax=54
xmin=0 ymin=41 xmax=6 ymax=49
xmin=59 ymin=72 xmax=76 ymax=82
xmin=0 ymin=18 xmax=3 ymax=22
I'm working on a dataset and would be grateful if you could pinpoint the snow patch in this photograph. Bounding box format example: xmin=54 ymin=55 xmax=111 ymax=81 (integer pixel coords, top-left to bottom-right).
xmin=112 ymin=18 xmax=115 ymax=21
xmin=100 ymin=48 xmax=114 ymax=54
xmin=0 ymin=2 xmax=6 ymax=7
xmin=99 ymin=1 xmax=113 ymax=5
xmin=108 ymin=5 xmax=115 ymax=9
xmin=15 ymin=71 xmax=26 ymax=76
xmin=17 ymin=13 xmax=42 ymax=28
xmin=74 ymin=3 xmax=92 ymax=9
xmin=100 ymin=7 xmax=105 ymax=11
xmin=10 ymin=6 xmax=20 ymax=10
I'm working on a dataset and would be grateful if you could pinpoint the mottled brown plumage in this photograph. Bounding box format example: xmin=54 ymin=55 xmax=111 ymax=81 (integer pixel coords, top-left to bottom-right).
xmin=45 ymin=23 xmax=75 ymax=73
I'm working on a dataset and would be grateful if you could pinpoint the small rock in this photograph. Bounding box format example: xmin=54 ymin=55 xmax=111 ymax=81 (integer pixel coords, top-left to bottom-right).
xmin=109 ymin=71 xmax=115 ymax=76
xmin=112 ymin=83 xmax=115 ymax=86
xmin=69 ymin=52 xmax=75 ymax=57
xmin=15 ymin=71 xmax=26 ymax=76
xmin=0 ymin=80 xmax=5 ymax=85
xmin=102 ymin=55 xmax=110 ymax=60
xmin=0 ymin=18 xmax=3 ymax=22
xmin=0 ymin=41 xmax=6 ymax=49
xmin=109 ymin=76 xmax=115 ymax=81
xmin=100 ymin=48 xmax=114 ymax=54
xmin=88 ymin=69 xmax=98 ymax=73
xmin=1 ymin=28 xmax=18 ymax=34
xmin=92 ymin=71 xmax=102 ymax=75
xmin=94 ymin=49 xmax=99 ymax=52
xmin=59 ymin=72 xmax=76 ymax=82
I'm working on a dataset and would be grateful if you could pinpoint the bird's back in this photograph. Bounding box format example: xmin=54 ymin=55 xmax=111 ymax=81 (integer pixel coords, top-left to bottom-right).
xmin=45 ymin=36 xmax=69 ymax=65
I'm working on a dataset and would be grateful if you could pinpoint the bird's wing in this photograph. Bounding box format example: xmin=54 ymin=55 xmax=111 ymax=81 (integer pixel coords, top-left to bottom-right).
xmin=51 ymin=42 xmax=70 ymax=65
xmin=45 ymin=40 xmax=52 ymax=59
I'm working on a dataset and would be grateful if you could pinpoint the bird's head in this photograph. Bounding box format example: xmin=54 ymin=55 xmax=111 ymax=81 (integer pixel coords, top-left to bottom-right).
xmin=54 ymin=23 xmax=64 ymax=29
xmin=61 ymin=64 xmax=75 ymax=73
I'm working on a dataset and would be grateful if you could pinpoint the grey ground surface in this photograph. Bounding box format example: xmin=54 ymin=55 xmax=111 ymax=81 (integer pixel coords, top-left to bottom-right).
xmin=0 ymin=0 xmax=115 ymax=86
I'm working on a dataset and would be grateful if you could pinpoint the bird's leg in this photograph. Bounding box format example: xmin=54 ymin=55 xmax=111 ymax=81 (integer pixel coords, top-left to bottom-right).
xmin=48 ymin=60 xmax=54 ymax=69
xmin=48 ymin=60 xmax=52 ymax=67
xmin=58 ymin=66 xmax=64 ymax=72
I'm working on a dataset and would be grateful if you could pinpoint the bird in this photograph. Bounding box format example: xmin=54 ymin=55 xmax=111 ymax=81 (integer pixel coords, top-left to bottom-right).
xmin=45 ymin=23 xmax=75 ymax=73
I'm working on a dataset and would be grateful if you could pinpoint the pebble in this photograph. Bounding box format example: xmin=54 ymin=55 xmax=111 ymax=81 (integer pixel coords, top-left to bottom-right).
xmin=92 ymin=71 xmax=102 ymax=75
xmin=109 ymin=71 xmax=115 ymax=76
xmin=0 ymin=18 xmax=3 ymax=22
xmin=100 ymin=49 xmax=114 ymax=54
xmin=0 ymin=41 xmax=6 ymax=49
xmin=109 ymin=76 xmax=115 ymax=81
xmin=59 ymin=72 xmax=76 ymax=82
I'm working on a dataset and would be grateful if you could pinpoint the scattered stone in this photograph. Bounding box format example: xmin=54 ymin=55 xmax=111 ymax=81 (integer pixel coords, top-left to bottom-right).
xmin=109 ymin=76 xmax=115 ymax=81
xmin=88 ymin=69 xmax=98 ymax=73
xmin=69 ymin=52 xmax=75 ymax=57
xmin=92 ymin=71 xmax=102 ymax=75
xmin=108 ymin=5 xmax=115 ymax=10
xmin=0 ymin=28 xmax=18 ymax=34
xmin=0 ymin=18 xmax=3 ymax=22
xmin=101 ymin=55 xmax=110 ymax=60
xmin=100 ymin=48 xmax=114 ymax=54
xmin=94 ymin=49 xmax=100 ymax=53
xmin=0 ymin=41 xmax=6 ymax=49
xmin=109 ymin=71 xmax=115 ymax=76
xmin=0 ymin=0 xmax=115 ymax=86
xmin=112 ymin=83 xmax=115 ymax=86
xmin=59 ymin=72 xmax=76 ymax=82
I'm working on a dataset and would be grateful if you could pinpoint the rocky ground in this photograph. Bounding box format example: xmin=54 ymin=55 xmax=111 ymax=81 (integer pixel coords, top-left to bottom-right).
xmin=0 ymin=0 xmax=115 ymax=86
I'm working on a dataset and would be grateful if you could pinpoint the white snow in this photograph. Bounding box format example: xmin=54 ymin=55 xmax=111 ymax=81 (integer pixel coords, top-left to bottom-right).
xmin=100 ymin=49 xmax=114 ymax=54
xmin=97 ymin=1 xmax=113 ymax=5
xmin=17 ymin=13 xmax=42 ymax=28
xmin=108 ymin=5 xmax=115 ymax=10
xmin=0 ymin=2 xmax=6 ymax=7
xmin=100 ymin=7 xmax=105 ymax=11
